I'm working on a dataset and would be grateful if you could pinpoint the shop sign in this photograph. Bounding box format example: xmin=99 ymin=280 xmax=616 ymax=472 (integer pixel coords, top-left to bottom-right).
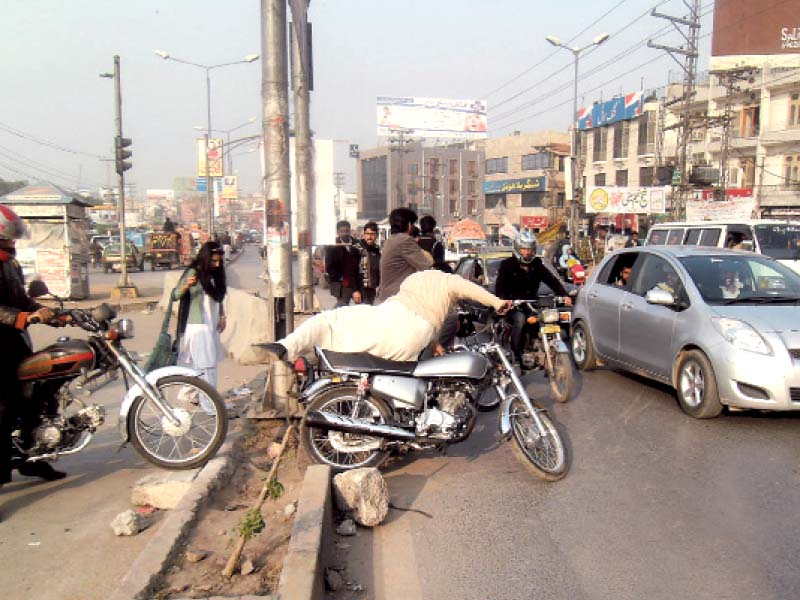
xmin=483 ymin=176 xmax=546 ymax=194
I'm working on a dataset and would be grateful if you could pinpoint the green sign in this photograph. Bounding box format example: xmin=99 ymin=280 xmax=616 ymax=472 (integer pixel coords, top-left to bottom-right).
xmin=671 ymin=169 xmax=682 ymax=185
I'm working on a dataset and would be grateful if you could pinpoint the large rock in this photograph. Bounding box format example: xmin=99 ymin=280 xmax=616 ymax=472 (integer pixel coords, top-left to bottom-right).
xmin=131 ymin=470 xmax=198 ymax=510
xmin=332 ymin=468 xmax=389 ymax=527
xmin=110 ymin=510 xmax=141 ymax=536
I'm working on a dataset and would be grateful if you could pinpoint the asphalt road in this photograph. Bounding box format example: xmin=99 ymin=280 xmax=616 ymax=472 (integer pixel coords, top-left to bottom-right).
xmin=344 ymin=365 xmax=800 ymax=600
xmin=0 ymin=247 xmax=267 ymax=600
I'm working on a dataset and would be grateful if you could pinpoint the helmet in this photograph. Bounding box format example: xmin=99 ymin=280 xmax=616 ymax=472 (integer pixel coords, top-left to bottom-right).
xmin=0 ymin=205 xmax=28 ymax=241
xmin=512 ymin=231 xmax=537 ymax=264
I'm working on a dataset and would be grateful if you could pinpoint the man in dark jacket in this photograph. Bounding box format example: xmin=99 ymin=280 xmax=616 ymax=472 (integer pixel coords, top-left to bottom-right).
xmin=356 ymin=221 xmax=381 ymax=305
xmin=417 ymin=215 xmax=451 ymax=272
xmin=325 ymin=221 xmax=362 ymax=306
xmin=495 ymin=231 xmax=571 ymax=365
xmin=377 ymin=208 xmax=433 ymax=303
xmin=0 ymin=206 xmax=65 ymax=498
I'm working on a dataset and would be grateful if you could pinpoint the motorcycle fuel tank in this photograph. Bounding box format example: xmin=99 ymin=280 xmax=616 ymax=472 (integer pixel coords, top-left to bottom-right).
xmin=18 ymin=339 xmax=95 ymax=381
xmin=371 ymin=375 xmax=427 ymax=410
xmin=413 ymin=351 xmax=489 ymax=380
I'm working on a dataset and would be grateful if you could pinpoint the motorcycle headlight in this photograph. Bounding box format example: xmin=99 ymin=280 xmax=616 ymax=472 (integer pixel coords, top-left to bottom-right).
xmin=541 ymin=309 xmax=560 ymax=324
xmin=115 ymin=318 xmax=135 ymax=339
xmin=711 ymin=317 xmax=770 ymax=355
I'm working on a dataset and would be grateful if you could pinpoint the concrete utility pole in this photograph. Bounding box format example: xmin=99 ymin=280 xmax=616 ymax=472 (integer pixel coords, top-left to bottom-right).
xmin=291 ymin=14 xmax=314 ymax=314
xmin=648 ymin=0 xmax=701 ymax=220
xmin=333 ymin=172 xmax=346 ymax=218
xmin=262 ymin=0 xmax=294 ymax=335
xmin=389 ymin=129 xmax=414 ymax=210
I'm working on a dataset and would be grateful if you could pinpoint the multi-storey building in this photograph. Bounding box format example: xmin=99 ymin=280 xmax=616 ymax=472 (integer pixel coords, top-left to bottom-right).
xmin=482 ymin=131 xmax=569 ymax=236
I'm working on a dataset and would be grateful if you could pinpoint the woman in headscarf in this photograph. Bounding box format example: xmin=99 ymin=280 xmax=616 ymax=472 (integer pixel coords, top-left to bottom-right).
xmin=173 ymin=241 xmax=227 ymax=390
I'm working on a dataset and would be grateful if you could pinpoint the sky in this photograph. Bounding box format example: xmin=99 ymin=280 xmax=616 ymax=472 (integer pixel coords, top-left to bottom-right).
xmin=0 ymin=0 xmax=716 ymax=197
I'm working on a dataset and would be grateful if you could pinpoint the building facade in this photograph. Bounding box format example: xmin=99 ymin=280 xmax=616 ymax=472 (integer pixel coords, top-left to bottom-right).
xmin=483 ymin=131 xmax=569 ymax=235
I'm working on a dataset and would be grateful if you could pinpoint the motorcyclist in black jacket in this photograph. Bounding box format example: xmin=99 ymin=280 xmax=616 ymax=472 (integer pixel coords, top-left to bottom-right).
xmin=494 ymin=231 xmax=571 ymax=366
xmin=0 ymin=206 xmax=65 ymax=502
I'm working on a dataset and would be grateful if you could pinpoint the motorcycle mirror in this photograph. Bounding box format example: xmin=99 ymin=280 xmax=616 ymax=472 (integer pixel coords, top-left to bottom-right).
xmin=27 ymin=279 xmax=50 ymax=298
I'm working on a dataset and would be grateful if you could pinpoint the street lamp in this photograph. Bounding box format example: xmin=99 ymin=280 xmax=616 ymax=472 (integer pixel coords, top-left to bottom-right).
xmin=154 ymin=50 xmax=259 ymax=232
xmin=546 ymin=32 xmax=609 ymax=246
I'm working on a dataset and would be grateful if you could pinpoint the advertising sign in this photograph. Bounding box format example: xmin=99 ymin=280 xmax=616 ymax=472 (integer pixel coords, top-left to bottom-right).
xmin=197 ymin=137 xmax=224 ymax=177
xmin=483 ymin=177 xmax=546 ymax=194
xmin=145 ymin=189 xmax=174 ymax=203
xmin=377 ymin=97 xmax=488 ymax=140
xmin=711 ymin=0 xmax=800 ymax=69
xmin=521 ymin=215 xmax=549 ymax=229
xmin=578 ymin=92 xmax=643 ymax=131
xmin=686 ymin=189 xmax=755 ymax=220
xmin=586 ymin=186 xmax=667 ymax=214
xmin=221 ymin=176 xmax=238 ymax=199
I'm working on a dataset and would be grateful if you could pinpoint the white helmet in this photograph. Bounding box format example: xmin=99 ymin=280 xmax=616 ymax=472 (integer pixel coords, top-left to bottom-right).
xmin=0 ymin=205 xmax=28 ymax=241
xmin=512 ymin=231 xmax=537 ymax=264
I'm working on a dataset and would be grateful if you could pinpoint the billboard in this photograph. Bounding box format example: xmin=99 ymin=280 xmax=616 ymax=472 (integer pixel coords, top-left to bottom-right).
xmin=578 ymin=92 xmax=643 ymax=131
xmin=711 ymin=0 xmax=800 ymax=69
xmin=586 ymin=186 xmax=667 ymax=215
xmin=197 ymin=137 xmax=224 ymax=177
xmin=377 ymin=97 xmax=487 ymax=139
xmin=221 ymin=176 xmax=238 ymax=199
xmin=145 ymin=189 xmax=174 ymax=203
xmin=483 ymin=176 xmax=546 ymax=194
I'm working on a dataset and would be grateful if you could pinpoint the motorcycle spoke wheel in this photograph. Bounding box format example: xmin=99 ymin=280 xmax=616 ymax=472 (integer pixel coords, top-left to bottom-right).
xmin=301 ymin=385 xmax=390 ymax=473
xmin=508 ymin=399 xmax=567 ymax=481
xmin=128 ymin=375 xmax=227 ymax=469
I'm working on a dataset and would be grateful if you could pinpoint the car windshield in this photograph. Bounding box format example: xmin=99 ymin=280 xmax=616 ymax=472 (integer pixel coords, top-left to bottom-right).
xmin=486 ymin=258 xmax=505 ymax=285
xmin=753 ymin=224 xmax=800 ymax=260
xmin=680 ymin=254 xmax=800 ymax=304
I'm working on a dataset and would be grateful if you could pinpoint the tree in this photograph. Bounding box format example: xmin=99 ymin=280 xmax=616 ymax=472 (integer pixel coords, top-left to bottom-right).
xmin=0 ymin=177 xmax=27 ymax=198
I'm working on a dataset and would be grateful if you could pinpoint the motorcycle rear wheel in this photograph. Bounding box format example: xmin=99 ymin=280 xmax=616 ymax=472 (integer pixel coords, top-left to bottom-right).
xmin=300 ymin=385 xmax=391 ymax=473
xmin=508 ymin=398 xmax=567 ymax=481
xmin=548 ymin=350 xmax=575 ymax=403
xmin=128 ymin=375 xmax=228 ymax=469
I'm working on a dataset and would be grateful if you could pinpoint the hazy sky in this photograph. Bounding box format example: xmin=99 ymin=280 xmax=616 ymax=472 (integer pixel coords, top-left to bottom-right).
xmin=0 ymin=0 xmax=714 ymax=196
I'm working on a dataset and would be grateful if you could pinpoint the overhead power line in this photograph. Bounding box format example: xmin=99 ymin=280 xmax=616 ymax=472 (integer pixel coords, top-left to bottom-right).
xmin=0 ymin=120 xmax=107 ymax=160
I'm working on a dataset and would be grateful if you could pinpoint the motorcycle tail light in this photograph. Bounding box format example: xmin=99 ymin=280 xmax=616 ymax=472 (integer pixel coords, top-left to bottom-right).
xmin=294 ymin=357 xmax=308 ymax=374
xmin=541 ymin=309 xmax=560 ymax=324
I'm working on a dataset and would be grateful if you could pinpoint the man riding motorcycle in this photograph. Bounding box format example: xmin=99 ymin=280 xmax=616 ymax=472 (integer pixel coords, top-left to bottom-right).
xmin=0 ymin=205 xmax=66 ymax=501
xmin=494 ymin=232 xmax=571 ymax=367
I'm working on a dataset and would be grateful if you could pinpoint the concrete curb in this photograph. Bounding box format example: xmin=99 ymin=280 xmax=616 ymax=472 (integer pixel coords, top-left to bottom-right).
xmin=108 ymin=420 xmax=251 ymax=600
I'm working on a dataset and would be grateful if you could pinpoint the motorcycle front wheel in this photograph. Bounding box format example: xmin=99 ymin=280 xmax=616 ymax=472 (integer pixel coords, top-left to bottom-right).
xmin=508 ymin=397 xmax=567 ymax=481
xmin=128 ymin=375 xmax=228 ymax=469
xmin=300 ymin=384 xmax=391 ymax=473
xmin=548 ymin=349 xmax=575 ymax=403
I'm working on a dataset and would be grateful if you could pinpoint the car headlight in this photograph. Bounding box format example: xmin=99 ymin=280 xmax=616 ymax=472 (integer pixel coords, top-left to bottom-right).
xmin=115 ymin=318 xmax=135 ymax=339
xmin=541 ymin=309 xmax=560 ymax=324
xmin=712 ymin=317 xmax=770 ymax=355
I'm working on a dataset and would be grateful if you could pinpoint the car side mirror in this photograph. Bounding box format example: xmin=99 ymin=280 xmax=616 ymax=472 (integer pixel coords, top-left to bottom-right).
xmin=645 ymin=288 xmax=675 ymax=306
xmin=27 ymin=279 xmax=49 ymax=298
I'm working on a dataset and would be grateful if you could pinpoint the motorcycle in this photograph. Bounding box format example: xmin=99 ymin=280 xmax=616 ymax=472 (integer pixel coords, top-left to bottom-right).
xmin=294 ymin=325 xmax=569 ymax=481
xmin=12 ymin=281 xmax=228 ymax=471
xmin=490 ymin=299 xmax=576 ymax=404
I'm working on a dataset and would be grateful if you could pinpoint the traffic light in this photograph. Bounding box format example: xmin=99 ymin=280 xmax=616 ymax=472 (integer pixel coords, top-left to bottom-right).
xmin=115 ymin=136 xmax=132 ymax=174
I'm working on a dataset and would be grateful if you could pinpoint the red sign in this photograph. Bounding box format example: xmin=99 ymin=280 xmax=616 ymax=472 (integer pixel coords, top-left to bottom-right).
xmin=521 ymin=216 xmax=549 ymax=229
xmin=698 ymin=188 xmax=753 ymax=200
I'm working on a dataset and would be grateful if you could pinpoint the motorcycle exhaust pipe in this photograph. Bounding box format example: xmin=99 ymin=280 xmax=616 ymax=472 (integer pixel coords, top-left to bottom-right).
xmin=304 ymin=410 xmax=416 ymax=441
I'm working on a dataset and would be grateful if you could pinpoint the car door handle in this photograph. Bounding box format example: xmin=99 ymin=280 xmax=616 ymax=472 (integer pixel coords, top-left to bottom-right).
xmin=588 ymin=292 xmax=599 ymax=299
xmin=622 ymin=302 xmax=633 ymax=310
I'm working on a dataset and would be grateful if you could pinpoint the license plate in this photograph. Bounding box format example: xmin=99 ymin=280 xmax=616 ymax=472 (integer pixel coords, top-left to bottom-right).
xmin=542 ymin=324 xmax=561 ymax=334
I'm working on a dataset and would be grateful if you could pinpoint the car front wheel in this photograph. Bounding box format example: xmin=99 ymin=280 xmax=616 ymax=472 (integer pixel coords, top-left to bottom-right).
xmin=570 ymin=321 xmax=598 ymax=371
xmin=676 ymin=350 xmax=723 ymax=419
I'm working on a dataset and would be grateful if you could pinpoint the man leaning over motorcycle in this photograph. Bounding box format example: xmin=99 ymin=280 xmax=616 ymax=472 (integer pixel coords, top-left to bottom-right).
xmin=494 ymin=231 xmax=572 ymax=367
xmin=0 ymin=205 xmax=66 ymax=508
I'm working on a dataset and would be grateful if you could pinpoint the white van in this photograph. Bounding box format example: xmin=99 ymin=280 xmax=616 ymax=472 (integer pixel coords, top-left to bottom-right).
xmin=645 ymin=220 xmax=800 ymax=274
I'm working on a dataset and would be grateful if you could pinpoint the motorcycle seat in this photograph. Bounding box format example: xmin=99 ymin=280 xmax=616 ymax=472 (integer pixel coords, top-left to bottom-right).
xmin=316 ymin=348 xmax=417 ymax=375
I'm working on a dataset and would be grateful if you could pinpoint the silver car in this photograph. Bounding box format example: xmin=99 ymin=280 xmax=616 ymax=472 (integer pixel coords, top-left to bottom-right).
xmin=570 ymin=246 xmax=800 ymax=418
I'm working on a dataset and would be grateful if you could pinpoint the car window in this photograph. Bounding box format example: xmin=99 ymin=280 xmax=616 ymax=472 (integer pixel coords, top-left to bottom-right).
xmin=698 ymin=228 xmax=721 ymax=247
xmin=666 ymin=228 xmax=685 ymax=245
xmin=647 ymin=230 xmax=667 ymax=245
xmin=681 ymin=254 xmax=800 ymax=303
xmin=454 ymin=259 xmax=475 ymax=278
xmin=597 ymin=256 xmax=618 ymax=284
xmin=631 ymin=254 xmax=685 ymax=302
xmin=486 ymin=258 xmax=504 ymax=286
xmin=685 ymin=229 xmax=702 ymax=245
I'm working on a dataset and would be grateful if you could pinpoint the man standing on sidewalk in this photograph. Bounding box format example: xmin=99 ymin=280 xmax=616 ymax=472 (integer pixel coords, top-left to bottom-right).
xmin=325 ymin=221 xmax=362 ymax=306
xmin=377 ymin=208 xmax=433 ymax=304
xmin=356 ymin=221 xmax=381 ymax=305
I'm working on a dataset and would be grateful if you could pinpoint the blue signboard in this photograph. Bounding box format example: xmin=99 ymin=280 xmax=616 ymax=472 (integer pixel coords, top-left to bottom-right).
xmin=195 ymin=177 xmax=222 ymax=192
xmin=577 ymin=91 xmax=643 ymax=131
xmin=483 ymin=176 xmax=546 ymax=195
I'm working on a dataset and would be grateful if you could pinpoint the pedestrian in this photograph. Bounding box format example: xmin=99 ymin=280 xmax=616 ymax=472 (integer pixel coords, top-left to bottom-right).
xmin=625 ymin=231 xmax=640 ymax=248
xmin=173 ymin=241 xmax=227 ymax=395
xmin=325 ymin=221 xmax=362 ymax=306
xmin=262 ymin=269 xmax=511 ymax=362
xmin=0 ymin=206 xmax=66 ymax=501
xmin=164 ymin=216 xmax=176 ymax=233
xmin=377 ymin=207 xmax=433 ymax=303
xmin=356 ymin=221 xmax=381 ymax=305
xmin=417 ymin=215 xmax=450 ymax=272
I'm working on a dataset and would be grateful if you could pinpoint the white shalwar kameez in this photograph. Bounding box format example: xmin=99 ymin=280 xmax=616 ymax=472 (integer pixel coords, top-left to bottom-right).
xmin=178 ymin=294 xmax=224 ymax=413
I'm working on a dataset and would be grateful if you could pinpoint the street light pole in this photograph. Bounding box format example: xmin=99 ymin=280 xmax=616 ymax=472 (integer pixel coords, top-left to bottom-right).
xmin=546 ymin=32 xmax=609 ymax=246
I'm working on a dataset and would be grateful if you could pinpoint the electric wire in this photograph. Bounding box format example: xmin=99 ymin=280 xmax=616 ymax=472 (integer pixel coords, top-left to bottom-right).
xmin=0 ymin=120 xmax=108 ymax=160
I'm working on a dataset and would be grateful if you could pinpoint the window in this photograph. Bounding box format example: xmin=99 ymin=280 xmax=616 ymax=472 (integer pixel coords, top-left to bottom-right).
xmin=593 ymin=127 xmax=608 ymax=162
xmin=740 ymin=106 xmax=760 ymax=137
xmin=468 ymin=160 xmax=478 ymax=177
xmin=486 ymin=157 xmax=508 ymax=174
xmin=699 ymin=228 xmax=721 ymax=246
xmin=600 ymin=254 xmax=640 ymax=288
xmin=631 ymin=254 xmax=685 ymax=304
xmin=558 ymin=156 xmax=566 ymax=172
xmin=742 ymin=157 xmax=756 ymax=187
xmin=556 ymin=192 xmax=565 ymax=208
xmin=639 ymin=167 xmax=654 ymax=187
xmin=467 ymin=180 xmax=476 ymax=195
xmin=666 ymin=229 xmax=685 ymax=245
xmin=615 ymin=169 xmax=628 ymax=186
xmin=449 ymin=179 xmax=459 ymax=195
xmin=790 ymin=93 xmax=800 ymax=128
xmin=408 ymin=163 xmax=418 ymax=176
xmin=521 ymin=192 xmax=545 ymax=207
xmin=449 ymin=198 xmax=457 ymax=213
xmin=685 ymin=229 xmax=702 ymax=245
xmin=429 ymin=159 xmax=440 ymax=176
xmin=638 ymin=111 xmax=656 ymax=155
xmin=521 ymin=152 xmax=552 ymax=170
xmin=785 ymin=154 xmax=800 ymax=187
xmin=594 ymin=173 xmax=606 ymax=186
xmin=429 ymin=176 xmax=439 ymax=193
xmin=485 ymin=194 xmax=505 ymax=209
xmin=613 ymin=121 xmax=630 ymax=159
xmin=467 ymin=198 xmax=476 ymax=214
